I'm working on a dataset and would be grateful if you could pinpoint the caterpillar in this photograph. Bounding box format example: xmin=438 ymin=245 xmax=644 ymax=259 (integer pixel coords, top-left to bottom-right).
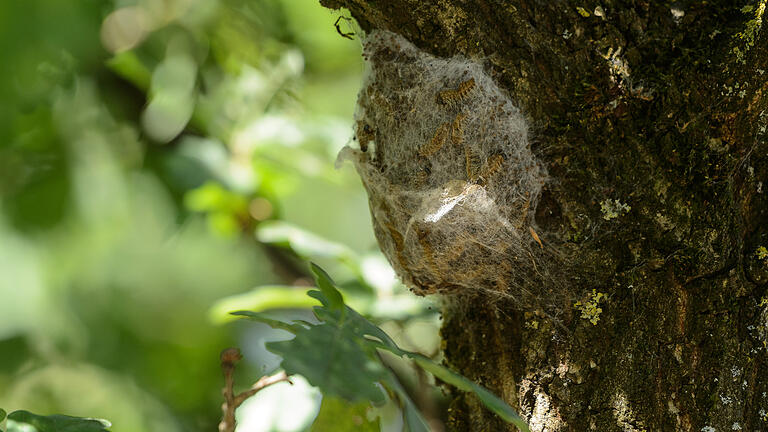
xmin=385 ymin=222 xmax=404 ymax=250
xmin=383 ymin=220 xmax=410 ymax=270
xmin=515 ymin=192 xmax=532 ymax=229
xmin=378 ymin=200 xmax=410 ymax=271
xmin=378 ymin=203 xmax=404 ymax=252
xmin=495 ymin=260 xmax=513 ymax=293
xmin=450 ymin=112 xmax=467 ymax=147
xmin=417 ymin=228 xmax=440 ymax=277
xmin=464 ymin=144 xmax=480 ymax=181
xmin=444 ymin=241 xmax=467 ymax=261
xmin=437 ymin=77 xmax=476 ymax=106
xmin=415 ymin=164 xmax=431 ymax=185
xmin=477 ymin=153 xmax=504 ymax=184
xmin=419 ymin=122 xmax=450 ymax=157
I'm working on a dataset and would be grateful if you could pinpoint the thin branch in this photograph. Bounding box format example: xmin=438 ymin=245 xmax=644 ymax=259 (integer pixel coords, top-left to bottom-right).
xmin=218 ymin=347 xmax=292 ymax=432
xmin=219 ymin=348 xmax=241 ymax=432
xmin=234 ymin=371 xmax=292 ymax=406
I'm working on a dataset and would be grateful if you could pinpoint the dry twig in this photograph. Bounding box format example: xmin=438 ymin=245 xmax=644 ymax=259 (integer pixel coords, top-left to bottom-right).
xmin=218 ymin=347 xmax=292 ymax=432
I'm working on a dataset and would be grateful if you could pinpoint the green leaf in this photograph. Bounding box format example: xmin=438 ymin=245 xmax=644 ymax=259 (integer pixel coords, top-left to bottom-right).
xmin=267 ymin=321 xmax=387 ymax=405
xmin=309 ymin=398 xmax=379 ymax=432
xmin=309 ymin=298 xmax=401 ymax=354
xmin=307 ymin=266 xmax=399 ymax=352
xmin=383 ymin=376 xmax=431 ymax=432
xmin=209 ymin=285 xmax=319 ymax=324
xmin=409 ymin=355 xmax=530 ymax=432
xmin=230 ymin=311 xmax=307 ymax=333
xmin=315 ymin=267 xmax=526 ymax=429
xmin=7 ymin=411 xmax=111 ymax=432
xmin=310 ymin=263 xmax=345 ymax=312
xmin=1 ymin=408 xmax=6 ymax=421
xmin=402 ymin=397 xmax=431 ymax=432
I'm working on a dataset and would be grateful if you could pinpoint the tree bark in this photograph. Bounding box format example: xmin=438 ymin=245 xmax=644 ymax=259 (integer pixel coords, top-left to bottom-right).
xmin=321 ymin=1 xmax=768 ymax=430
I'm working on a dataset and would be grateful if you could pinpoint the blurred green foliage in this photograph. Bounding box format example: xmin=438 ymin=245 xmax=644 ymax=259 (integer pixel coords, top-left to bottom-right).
xmin=0 ymin=0 xmax=441 ymax=431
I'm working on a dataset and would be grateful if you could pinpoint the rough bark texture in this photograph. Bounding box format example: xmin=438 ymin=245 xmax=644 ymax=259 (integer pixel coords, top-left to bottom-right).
xmin=321 ymin=1 xmax=768 ymax=430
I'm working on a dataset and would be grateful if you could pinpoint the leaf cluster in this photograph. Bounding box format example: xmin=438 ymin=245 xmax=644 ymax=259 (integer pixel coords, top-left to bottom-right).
xmin=233 ymin=263 xmax=530 ymax=432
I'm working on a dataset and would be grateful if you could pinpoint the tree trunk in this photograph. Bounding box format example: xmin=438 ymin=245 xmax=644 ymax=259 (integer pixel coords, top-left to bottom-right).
xmin=321 ymin=1 xmax=768 ymax=430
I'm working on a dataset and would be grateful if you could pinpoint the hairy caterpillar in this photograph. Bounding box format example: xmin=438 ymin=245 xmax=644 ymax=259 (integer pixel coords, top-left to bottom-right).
xmin=477 ymin=153 xmax=504 ymax=183
xmin=419 ymin=122 xmax=450 ymax=157
xmin=464 ymin=144 xmax=478 ymax=180
xmin=450 ymin=112 xmax=467 ymax=146
xmin=416 ymin=164 xmax=431 ymax=185
xmin=417 ymin=228 xmax=440 ymax=277
xmin=438 ymin=78 xmax=476 ymax=106
xmin=383 ymin=220 xmax=410 ymax=271
xmin=515 ymin=192 xmax=532 ymax=228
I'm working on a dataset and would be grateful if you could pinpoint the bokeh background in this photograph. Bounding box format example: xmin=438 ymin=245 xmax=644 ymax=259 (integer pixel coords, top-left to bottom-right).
xmin=0 ymin=1 xmax=441 ymax=430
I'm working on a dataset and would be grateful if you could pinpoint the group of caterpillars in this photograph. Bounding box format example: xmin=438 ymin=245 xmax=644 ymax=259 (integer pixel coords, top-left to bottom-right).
xmin=372 ymin=77 xmax=541 ymax=295
xmin=418 ymin=77 xmax=504 ymax=185
xmin=410 ymin=77 xmax=506 ymax=292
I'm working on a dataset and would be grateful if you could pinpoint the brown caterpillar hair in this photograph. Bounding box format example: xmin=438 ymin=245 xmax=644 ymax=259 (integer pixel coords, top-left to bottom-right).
xmin=450 ymin=112 xmax=467 ymax=146
xmin=419 ymin=122 xmax=450 ymax=157
xmin=477 ymin=153 xmax=504 ymax=184
xmin=383 ymin=220 xmax=409 ymax=270
xmin=437 ymin=78 xmax=476 ymax=106
xmin=415 ymin=163 xmax=431 ymax=185
xmin=464 ymin=143 xmax=480 ymax=180
xmin=417 ymin=228 xmax=439 ymax=276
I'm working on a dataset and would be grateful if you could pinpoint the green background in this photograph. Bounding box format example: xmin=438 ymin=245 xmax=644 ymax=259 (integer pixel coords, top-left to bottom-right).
xmin=0 ymin=1 xmax=441 ymax=430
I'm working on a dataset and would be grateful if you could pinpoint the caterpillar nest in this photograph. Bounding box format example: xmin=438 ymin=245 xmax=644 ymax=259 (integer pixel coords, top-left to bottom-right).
xmin=339 ymin=30 xmax=554 ymax=305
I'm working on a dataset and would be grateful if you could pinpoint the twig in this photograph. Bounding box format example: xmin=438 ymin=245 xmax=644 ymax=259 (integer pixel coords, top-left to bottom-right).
xmin=218 ymin=348 xmax=292 ymax=432
xmin=234 ymin=371 xmax=291 ymax=406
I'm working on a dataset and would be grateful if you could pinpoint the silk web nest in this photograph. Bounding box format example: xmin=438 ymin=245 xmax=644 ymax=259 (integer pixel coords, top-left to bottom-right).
xmin=339 ymin=30 xmax=558 ymax=307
